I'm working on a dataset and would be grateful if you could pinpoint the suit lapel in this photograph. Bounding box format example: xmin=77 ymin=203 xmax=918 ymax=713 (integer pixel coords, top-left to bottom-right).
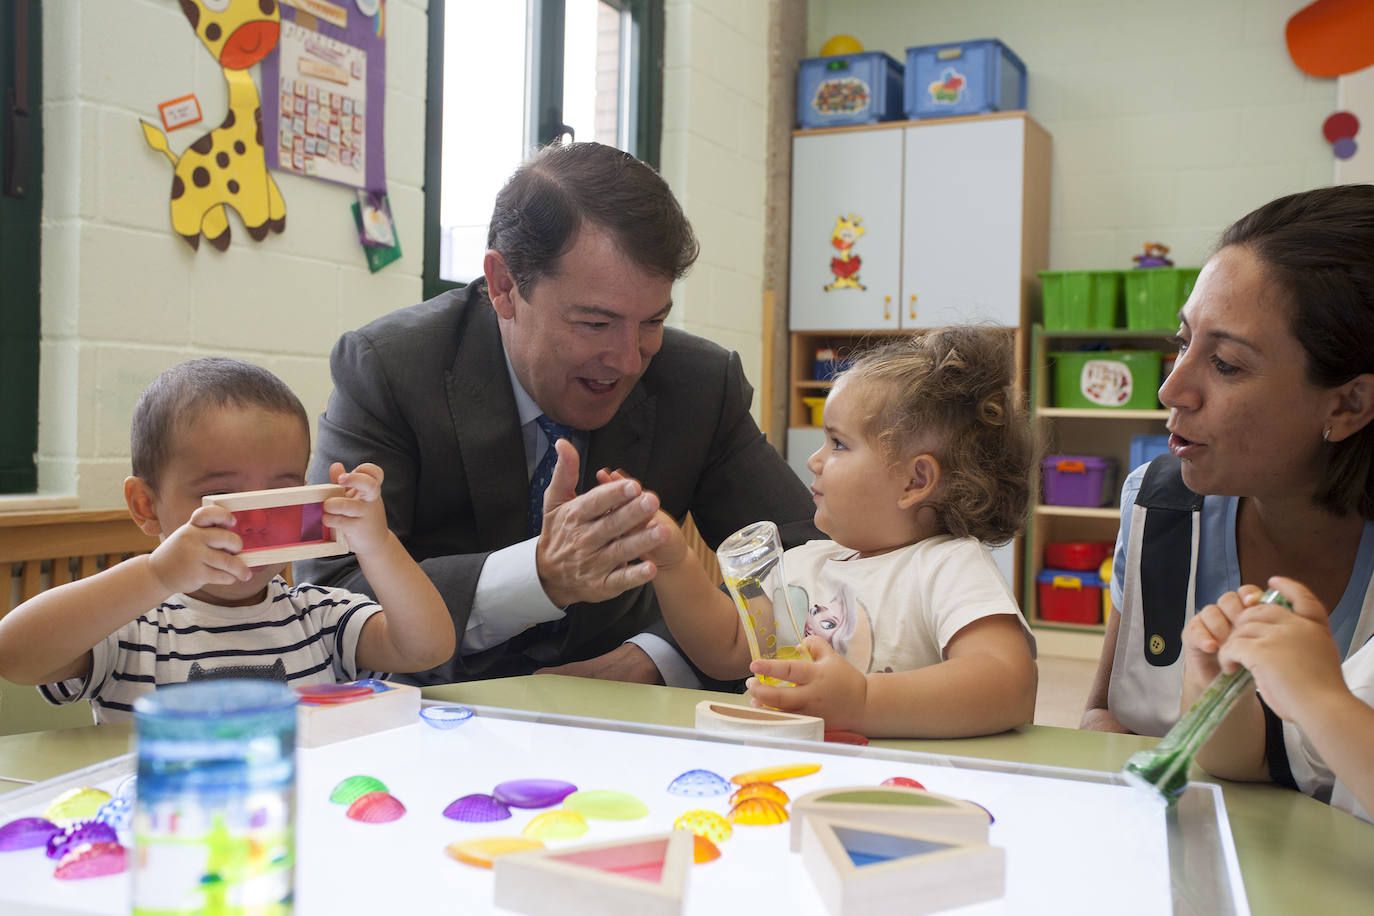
xmin=445 ymin=303 xmax=530 ymax=549
xmin=586 ymin=383 xmax=655 ymax=490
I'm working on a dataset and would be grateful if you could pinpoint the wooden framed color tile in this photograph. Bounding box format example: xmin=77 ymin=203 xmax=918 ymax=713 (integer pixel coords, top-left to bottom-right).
xmin=203 ymin=483 xmax=348 ymax=567
xmin=802 ymin=815 xmax=1005 ymax=915
xmin=493 ymin=830 xmax=691 ymax=916
xmin=789 ymin=785 xmax=991 ymax=852
xmin=694 ymin=700 xmax=824 ymax=741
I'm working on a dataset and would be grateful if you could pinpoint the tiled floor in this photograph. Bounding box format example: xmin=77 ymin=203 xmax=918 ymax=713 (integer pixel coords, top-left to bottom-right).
xmin=1033 ymin=655 xmax=1098 ymax=729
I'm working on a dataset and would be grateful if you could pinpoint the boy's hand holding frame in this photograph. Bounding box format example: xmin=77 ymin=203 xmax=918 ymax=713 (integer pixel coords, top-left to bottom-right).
xmin=203 ymin=483 xmax=352 ymax=567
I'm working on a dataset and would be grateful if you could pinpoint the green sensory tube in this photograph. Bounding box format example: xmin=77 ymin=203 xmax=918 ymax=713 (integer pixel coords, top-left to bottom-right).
xmin=1122 ymin=588 xmax=1293 ymax=804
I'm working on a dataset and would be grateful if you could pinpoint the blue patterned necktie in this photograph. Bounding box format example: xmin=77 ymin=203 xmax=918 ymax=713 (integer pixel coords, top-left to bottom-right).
xmin=527 ymin=415 xmax=575 ymax=538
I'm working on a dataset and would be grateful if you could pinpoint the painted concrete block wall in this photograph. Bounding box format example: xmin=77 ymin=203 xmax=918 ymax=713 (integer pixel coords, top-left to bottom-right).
xmin=33 ymin=0 xmax=429 ymax=509
xmin=660 ymin=0 xmax=772 ymax=400
xmin=805 ymin=0 xmax=1338 ymax=271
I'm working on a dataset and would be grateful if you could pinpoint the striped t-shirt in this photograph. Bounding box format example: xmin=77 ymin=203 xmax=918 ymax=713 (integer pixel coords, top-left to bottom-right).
xmin=39 ymin=576 xmax=385 ymax=723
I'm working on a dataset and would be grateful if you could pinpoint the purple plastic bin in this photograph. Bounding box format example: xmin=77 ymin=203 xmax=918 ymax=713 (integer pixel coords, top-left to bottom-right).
xmin=1041 ymin=455 xmax=1117 ymax=507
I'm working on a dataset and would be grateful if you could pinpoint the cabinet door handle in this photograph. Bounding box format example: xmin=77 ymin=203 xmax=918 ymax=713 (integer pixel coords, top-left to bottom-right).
xmin=883 ymin=295 xmax=891 ymax=320
xmin=909 ymin=294 xmax=917 ymax=321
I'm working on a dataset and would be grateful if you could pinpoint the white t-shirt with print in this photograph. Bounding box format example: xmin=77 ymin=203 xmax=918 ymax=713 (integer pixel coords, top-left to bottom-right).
xmin=39 ymin=576 xmax=384 ymax=723
xmin=782 ymin=536 xmax=1034 ymax=674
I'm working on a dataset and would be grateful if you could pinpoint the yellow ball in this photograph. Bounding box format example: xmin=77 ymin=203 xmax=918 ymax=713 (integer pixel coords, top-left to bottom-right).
xmin=820 ymin=34 xmax=864 ymax=57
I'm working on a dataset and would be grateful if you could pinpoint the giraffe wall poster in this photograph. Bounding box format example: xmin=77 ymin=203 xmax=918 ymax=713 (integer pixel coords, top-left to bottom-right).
xmin=140 ymin=0 xmax=289 ymax=251
xmin=262 ymin=0 xmax=388 ymax=192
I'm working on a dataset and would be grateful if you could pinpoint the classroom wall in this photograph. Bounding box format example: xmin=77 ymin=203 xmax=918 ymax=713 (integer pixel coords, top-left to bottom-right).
xmin=20 ymin=0 xmax=772 ymax=511
xmin=805 ymin=0 xmax=1339 ymax=270
xmin=32 ymin=0 xmax=429 ymax=509
xmin=660 ymin=0 xmax=772 ymax=393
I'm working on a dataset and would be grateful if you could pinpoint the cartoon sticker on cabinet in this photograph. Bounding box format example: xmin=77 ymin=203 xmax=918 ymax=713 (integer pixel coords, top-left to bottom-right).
xmin=824 ymin=213 xmax=867 ymax=292
xmin=927 ymin=67 xmax=967 ymax=105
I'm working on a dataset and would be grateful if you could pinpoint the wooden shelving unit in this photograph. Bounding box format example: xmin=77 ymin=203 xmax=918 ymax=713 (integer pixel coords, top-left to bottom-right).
xmin=1022 ymin=324 xmax=1179 ymax=633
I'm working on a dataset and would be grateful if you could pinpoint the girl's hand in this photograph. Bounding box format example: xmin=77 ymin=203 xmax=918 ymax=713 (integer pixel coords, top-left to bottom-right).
xmin=1219 ymin=577 xmax=1344 ymax=723
xmin=322 ymin=462 xmax=392 ymax=555
xmin=595 ymin=468 xmax=686 ymax=571
xmin=1182 ymin=584 xmax=1263 ymax=684
xmin=148 ymin=504 xmax=252 ymax=595
xmin=746 ymin=636 xmax=868 ymax=732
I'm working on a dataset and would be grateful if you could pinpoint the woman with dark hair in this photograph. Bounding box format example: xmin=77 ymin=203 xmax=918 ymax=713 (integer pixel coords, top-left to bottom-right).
xmin=1083 ymin=184 xmax=1374 ymax=737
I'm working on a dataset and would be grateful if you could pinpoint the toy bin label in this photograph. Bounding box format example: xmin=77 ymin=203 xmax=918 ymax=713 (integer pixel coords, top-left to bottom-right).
xmin=927 ymin=67 xmax=966 ymax=105
xmin=1080 ymin=360 xmax=1134 ymax=406
xmin=812 ymin=77 xmax=871 ymax=117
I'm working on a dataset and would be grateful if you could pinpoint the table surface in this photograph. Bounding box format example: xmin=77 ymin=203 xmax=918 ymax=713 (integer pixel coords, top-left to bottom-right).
xmin=2 ymin=675 xmax=1370 ymax=915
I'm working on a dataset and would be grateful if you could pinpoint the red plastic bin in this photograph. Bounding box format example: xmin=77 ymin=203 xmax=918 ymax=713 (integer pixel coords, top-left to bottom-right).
xmin=1044 ymin=541 xmax=1113 ymax=571
xmin=1037 ymin=568 xmax=1105 ymax=624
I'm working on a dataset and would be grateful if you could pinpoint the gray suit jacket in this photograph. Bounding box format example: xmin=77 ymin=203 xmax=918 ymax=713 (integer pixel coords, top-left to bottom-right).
xmin=299 ymin=285 xmax=819 ymax=684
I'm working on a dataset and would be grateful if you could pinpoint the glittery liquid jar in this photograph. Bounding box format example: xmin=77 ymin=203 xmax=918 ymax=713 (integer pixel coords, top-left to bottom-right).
xmin=716 ymin=520 xmax=812 ymax=683
xmin=132 ymin=679 xmax=297 ymax=915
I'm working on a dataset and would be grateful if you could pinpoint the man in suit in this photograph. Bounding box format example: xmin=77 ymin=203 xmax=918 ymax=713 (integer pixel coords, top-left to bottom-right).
xmin=299 ymin=142 xmax=818 ymax=686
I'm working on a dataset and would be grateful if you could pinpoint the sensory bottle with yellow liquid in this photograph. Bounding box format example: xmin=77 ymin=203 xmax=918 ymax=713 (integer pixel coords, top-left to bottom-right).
xmin=716 ymin=521 xmax=811 ymax=685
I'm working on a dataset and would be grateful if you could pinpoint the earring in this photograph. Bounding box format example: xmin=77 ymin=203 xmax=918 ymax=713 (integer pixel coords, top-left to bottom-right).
xmin=1323 ymin=426 xmax=1332 ymax=443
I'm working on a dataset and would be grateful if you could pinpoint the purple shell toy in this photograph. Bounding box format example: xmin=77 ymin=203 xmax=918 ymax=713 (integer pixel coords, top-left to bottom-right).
xmin=47 ymin=820 xmax=118 ymax=860
xmin=442 ymin=793 xmax=512 ymax=823
xmin=491 ymin=779 xmax=578 ymax=809
xmin=0 ymin=817 xmax=61 ymax=851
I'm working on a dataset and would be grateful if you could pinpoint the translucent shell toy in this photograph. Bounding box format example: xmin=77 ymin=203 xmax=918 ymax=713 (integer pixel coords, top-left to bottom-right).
xmin=53 ymin=841 xmax=126 ymax=879
xmin=666 ymin=769 xmax=732 ymax=797
xmin=672 ymin=809 xmax=732 ymax=843
xmin=420 ymin=704 xmax=474 ymax=729
xmin=492 ymin=779 xmax=578 ymax=809
xmin=446 ymin=836 xmax=544 ymax=869
xmin=443 ymin=794 xmax=512 ymax=823
xmin=95 ymin=796 xmax=132 ymax=839
xmin=881 ymin=776 xmax=925 ymax=789
xmin=46 ymin=820 xmax=117 ymax=860
xmin=346 ymin=791 xmax=406 ymax=823
xmin=562 ymin=790 xmax=649 ymax=821
xmin=522 ymin=810 xmax=589 ymax=840
xmin=330 ymin=775 xmax=389 ymax=805
xmin=729 ymin=782 xmax=789 ymax=807
xmin=730 ymin=762 xmax=821 ymax=785
xmin=727 ymin=797 xmax=789 ymax=826
xmin=0 ymin=817 xmax=60 ymax=851
xmin=691 ymin=833 xmax=722 ymax=864
xmin=43 ymin=788 xmax=112 ymax=827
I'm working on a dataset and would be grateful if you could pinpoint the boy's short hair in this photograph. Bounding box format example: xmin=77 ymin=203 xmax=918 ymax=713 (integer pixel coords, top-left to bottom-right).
xmin=131 ymin=358 xmax=309 ymax=489
xmin=841 ymin=327 xmax=1037 ymax=545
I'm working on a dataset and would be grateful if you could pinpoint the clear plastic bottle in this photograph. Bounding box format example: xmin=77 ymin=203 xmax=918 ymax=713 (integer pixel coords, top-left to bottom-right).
xmin=133 ymin=679 xmax=297 ymax=914
xmin=717 ymin=521 xmax=811 ymax=684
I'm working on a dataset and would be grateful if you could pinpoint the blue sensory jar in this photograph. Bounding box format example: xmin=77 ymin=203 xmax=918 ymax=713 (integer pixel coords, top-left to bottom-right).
xmin=133 ymin=679 xmax=297 ymax=915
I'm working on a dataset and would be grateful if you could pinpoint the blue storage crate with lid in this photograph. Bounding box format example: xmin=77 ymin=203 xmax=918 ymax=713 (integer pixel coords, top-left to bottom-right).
xmin=904 ymin=38 xmax=1026 ymax=120
xmin=797 ymin=51 xmax=905 ymax=129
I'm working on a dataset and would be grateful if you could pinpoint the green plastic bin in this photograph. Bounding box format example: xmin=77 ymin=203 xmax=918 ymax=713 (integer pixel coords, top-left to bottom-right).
xmin=1124 ymin=267 xmax=1201 ymax=330
xmin=1039 ymin=270 xmax=1122 ymax=330
xmin=1052 ymin=350 xmax=1162 ymax=410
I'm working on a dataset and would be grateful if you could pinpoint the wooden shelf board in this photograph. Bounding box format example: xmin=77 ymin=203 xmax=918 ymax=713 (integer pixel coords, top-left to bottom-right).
xmin=1039 ymin=408 xmax=1168 ymax=420
xmin=1034 ymin=506 xmax=1120 ymax=520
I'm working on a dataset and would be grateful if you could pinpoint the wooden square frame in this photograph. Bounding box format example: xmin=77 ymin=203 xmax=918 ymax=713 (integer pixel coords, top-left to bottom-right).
xmin=202 ymin=483 xmax=349 ymax=567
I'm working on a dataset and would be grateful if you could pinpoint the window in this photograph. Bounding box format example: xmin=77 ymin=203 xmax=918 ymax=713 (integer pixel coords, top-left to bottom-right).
xmin=423 ymin=0 xmax=662 ymax=298
xmin=0 ymin=0 xmax=41 ymax=493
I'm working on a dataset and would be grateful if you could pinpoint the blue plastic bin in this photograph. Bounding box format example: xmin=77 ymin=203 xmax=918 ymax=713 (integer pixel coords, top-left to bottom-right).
xmin=1129 ymin=434 xmax=1171 ymax=473
xmin=904 ymin=39 xmax=1026 ymax=120
xmin=797 ymin=51 xmax=905 ymax=128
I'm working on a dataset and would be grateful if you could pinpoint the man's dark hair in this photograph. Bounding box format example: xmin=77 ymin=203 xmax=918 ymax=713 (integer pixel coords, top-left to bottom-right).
xmin=485 ymin=142 xmax=699 ymax=295
xmin=1219 ymin=184 xmax=1374 ymax=518
xmin=131 ymin=357 xmax=309 ymax=489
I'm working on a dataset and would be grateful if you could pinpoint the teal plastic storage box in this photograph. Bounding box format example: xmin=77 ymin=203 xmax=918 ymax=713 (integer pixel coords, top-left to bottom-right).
xmin=1051 ymin=350 xmax=1162 ymax=409
xmin=1039 ymin=270 xmax=1122 ymax=329
xmin=797 ymin=52 xmax=905 ymax=128
xmin=904 ymin=38 xmax=1026 ymax=120
xmin=1124 ymin=267 xmax=1201 ymax=329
